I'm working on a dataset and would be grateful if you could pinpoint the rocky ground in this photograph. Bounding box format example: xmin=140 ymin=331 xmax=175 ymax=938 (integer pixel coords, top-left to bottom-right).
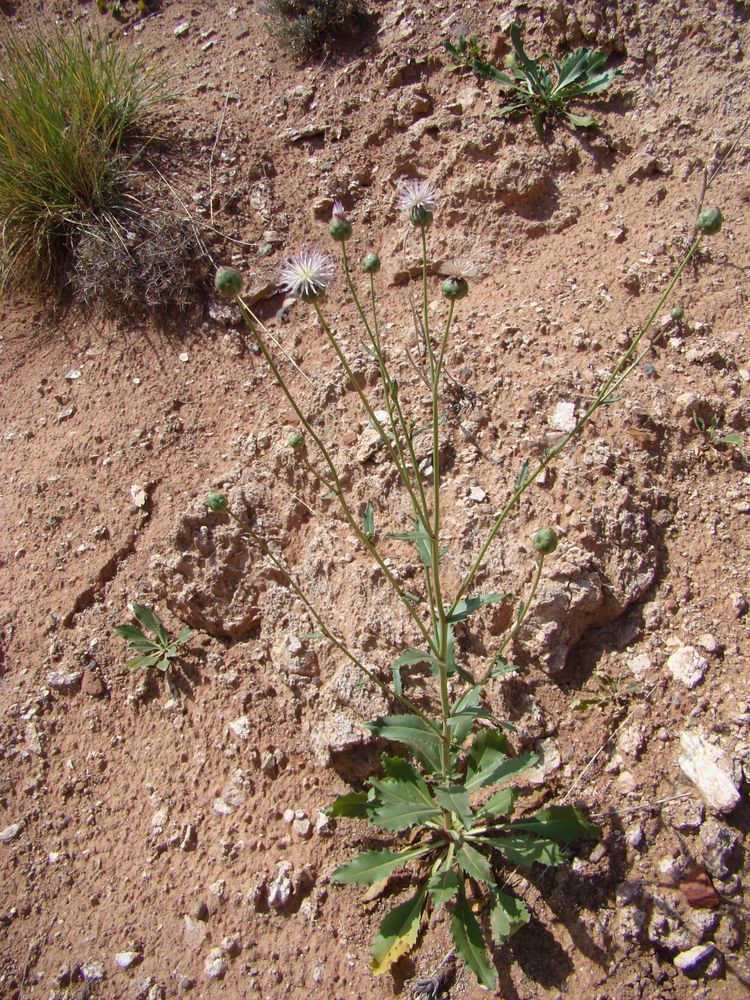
xmin=0 ymin=0 xmax=749 ymax=997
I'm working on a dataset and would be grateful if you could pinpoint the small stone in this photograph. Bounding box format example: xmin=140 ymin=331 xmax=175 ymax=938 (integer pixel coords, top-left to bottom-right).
xmin=667 ymin=646 xmax=709 ymax=689
xmin=0 ymin=823 xmax=23 ymax=843
xmin=191 ymin=901 xmax=209 ymax=921
xmin=81 ymin=961 xmax=105 ymax=982
xmin=292 ymin=817 xmax=312 ymax=839
xmin=548 ymin=401 xmax=577 ymax=432
xmin=46 ymin=669 xmax=82 ymax=692
xmin=81 ymin=669 xmax=106 ymax=697
xmin=467 ymin=485 xmax=487 ymax=502
xmin=203 ymin=949 xmax=228 ymax=980
xmin=56 ymin=405 xmax=76 ymax=423
xmin=673 ymin=943 xmax=718 ymax=977
xmin=260 ymin=751 xmax=278 ymax=778
xmin=697 ymin=633 xmax=721 ymax=654
xmin=208 ymin=880 xmax=226 ymax=903
xmin=625 ymin=823 xmax=645 ymax=848
xmin=179 ymin=353 xmax=190 ymax=363
xmin=678 ymin=730 xmax=742 ymax=814
xmin=526 ymin=738 xmax=562 ymax=784
xmin=314 ymin=811 xmax=334 ymax=836
xmin=268 ymin=861 xmax=294 ymax=912
xmin=670 ymin=797 xmax=704 ymax=832
xmin=174 ymin=22 xmax=190 ymax=36
xmin=731 ymin=592 xmax=748 ymax=617
xmin=65 ymin=369 xmax=81 ymax=380
xmin=700 ymin=818 xmax=741 ymax=879
xmin=179 ymin=977 xmax=196 ymax=992
xmin=221 ymin=935 xmax=241 ymax=958
xmin=183 ymin=915 xmax=209 ymax=952
xmin=627 ymin=653 xmax=652 ymax=680
xmin=228 ymin=716 xmax=251 ymax=741
xmin=130 ymin=484 xmax=149 ymax=509
xmin=282 ymin=808 xmax=295 ymax=825
xmin=212 ymin=799 xmax=234 ymax=816
xmin=114 ymin=951 xmax=142 ymax=970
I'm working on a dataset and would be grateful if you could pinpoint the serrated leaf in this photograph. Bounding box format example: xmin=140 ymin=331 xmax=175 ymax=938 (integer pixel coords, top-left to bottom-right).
xmin=480 ymin=834 xmax=565 ymax=867
xmin=364 ymin=501 xmax=375 ymax=542
xmin=509 ymin=805 xmax=602 ymax=842
xmin=476 ymin=787 xmax=520 ymax=822
xmin=434 ymin=785 xmax=473 ymax=829
xmin=131 ymin=604 xmax=169 ymax=644
xmin=332 ymin=845 xmax=432 ymax=886
xmin=367 ymin=716 xmax=443 ymax=774
xmin=369 ymin=766 xmax=442 ymax=832
xmin=428 ymin=867 xmax=459 ymax=909
xmin=457 ymin=842 xmax=494 ymax=883
xmin=465 ymin=728 xmax=508 ymax=793
xmin=327 ymin=790 xmax=371 ymax=819
xmin=371 ymin=888 xmax=426 ymax=975
xmin=114 ymin=624 xmax=149 ymax=644
xmin=451 ymin=893 xmax=497 ymax=990
xmin=447 ymin=592 xmax=507 ymax=624
xmin=489 ymin=887 xmax=530 ymax=945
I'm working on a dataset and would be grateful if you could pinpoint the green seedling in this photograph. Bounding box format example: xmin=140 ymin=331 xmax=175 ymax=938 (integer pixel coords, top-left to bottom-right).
xmin=693 ymin=413 xmax=743 ymax=454
xmin=443 ymin=34 xmax=486 ymax=72
xmin=114 ymin=604 xmax=192 ymax=676
xmin=445 ymin=22 xmax=622 ymax=136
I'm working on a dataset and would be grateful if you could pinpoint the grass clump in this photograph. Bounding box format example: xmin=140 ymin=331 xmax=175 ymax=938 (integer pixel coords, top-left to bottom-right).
xmin=0 ymin=25 xmax=181 ymax=301
xmin=262 ymin=0 xmax=370 ymax=60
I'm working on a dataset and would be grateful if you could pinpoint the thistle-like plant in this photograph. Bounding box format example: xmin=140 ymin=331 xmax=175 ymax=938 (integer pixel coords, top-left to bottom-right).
xmin=114 ymin=604 xmax=191 ymax=681
xmin=207 ymin=186 xmax=718 ymax=985
xmin=445 ymin=23 xmax=622 ymax=136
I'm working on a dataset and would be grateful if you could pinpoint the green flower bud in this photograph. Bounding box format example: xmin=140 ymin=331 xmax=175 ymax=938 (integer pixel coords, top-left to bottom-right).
xmin=441 ymin=276 xmax=469 ymax=300
xmin=533 ymin=527 xmax=558 ymax=555
xmin=363 ymin=252 xmax=381 ymax=274
xmin=288 ymin=430 xmax=304 ymax=449
xmin=206 ymin=491 xmax=228 ymax=513
xmin=410 ymin=204 xmax=433 ymax=228
xmin=670 ymin=306 xmax=684 ymax=321
xmin=214 ymin=266 xmax=243 ymax=298
xmin=329 ymin=218 xmax=352 ymax=242
xmin=695 ymin=207 xmax=722 ymax=235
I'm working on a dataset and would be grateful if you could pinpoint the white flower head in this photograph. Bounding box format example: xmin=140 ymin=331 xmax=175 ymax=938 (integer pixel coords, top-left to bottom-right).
xmin=279 ymin=249 xmax=334 ymax=302
xmin=397 ymin=178 xmax=440 ymax=225
xmin=332 ymin=199 xmax=347 ymax=220
xmin=439 ymin=256 xmax=479 ymax=281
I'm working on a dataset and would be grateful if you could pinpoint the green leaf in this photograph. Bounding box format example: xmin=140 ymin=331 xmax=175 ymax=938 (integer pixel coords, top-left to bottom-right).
xmin=491 ymin=656 xmax=519 ymax=679
xmin=125 ymin=651 xmax=163 ymax=671
xmin=434 ymin=785 xmax=474 ymax=829
xmin=332 ymin=845 xmax=432 ymax=886
xmin=369 ymin=765 xmax=442 ymax=832
xmin=371 ymin=888 xmax=426 ymax=975
xmin=363 ymin=501 xmax=375 ymax=542
xmin=114 ymin=624 xmax=148 ymax=644
xmin=327 ymin=790 xmax=371 ymax=819
xmin=386 ymin=516 xmax=433 ymax=569
xmin=176 ymin=626 xmax=193 ymax=645
xmin=571 ymin=696 xmax=604 ymax=711
xmin=447 ymin=592 xmax=507 ymax=624
xmin=476 ymin=787 xmax=520 ymax=822
xmin=480 ymin=834 xmax=565 ymax=867
xmin=367 ymin=716 xmax=443 ymax=774
xmin=451 ymin=893 xmax=497 ymax=990
xmin=464 ymin=729 xmax=507 ymax=793
xmin=509 ymin=805 xmax=602 ymax=842
xmin=390 ymin=648 xmax=437 ymax=696
xmin=428 ymin=866 xmax=459 ymax=909
xmin=131 ymin=604 xmax=169 ymax=644
xmin=717 ymin=433 xmax=742 ymax=448
xmin=489 ymin=887 xmax=530 ymax=945
xmin=457 ymin=842 xmax=494 ymax=883
xmin=566 ymin=110 xmax=597 ymax=128
xmin=515 ymin=459 xmax=530 ymax=491
xmin=301 ymin=630 xmax=326 ymax=640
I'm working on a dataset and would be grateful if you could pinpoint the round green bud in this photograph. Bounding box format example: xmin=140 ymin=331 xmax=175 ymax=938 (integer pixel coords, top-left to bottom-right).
xmin=329 ymin=218 xmax=352 ymax=242
xmin=533 ymin=527 xmax=558 ymax=555
xmin=670 ymin=306 xmax=684 ymax=321
xmin=441 ymin=276 xmax=469 ymax=301
xmin=288 ymin=430 xmax=304 ymax=449
xmin=363 ymin=252 xmax=381 ymax=274
xmin=410 ymin=204 xmax=433 ymax=228
xmin=695 ymin=207 xmax=722 ymax=235
xmin=214 ymin=266 xmax=243 ymax=298
xmin=206 ymin=491 xmax=228 ymax=513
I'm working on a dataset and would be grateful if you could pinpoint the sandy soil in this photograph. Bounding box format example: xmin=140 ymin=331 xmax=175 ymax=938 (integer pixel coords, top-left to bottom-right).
xmin=0 ymin=0 xmax=749 ymax=997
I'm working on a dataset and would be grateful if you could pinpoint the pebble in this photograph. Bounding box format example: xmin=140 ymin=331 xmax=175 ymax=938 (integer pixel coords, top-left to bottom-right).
xmin=467 ymin=485 xmax=487 ymax=502
xmin=548 ymin=401 xmax=577 ymax=432
xmin=292 ymin=816 xmax=312 ymax=839
xmin=731 ymin=592 xmax=748 ymax=618
xmin=81 ymin=961 xmax=105 ymax=982
xmin=114 ymin=951 xmax=141 ymax=970
xmin=268 ymin=861 xmax=294 ymax=912
xmin=673 ymin=943 xmax=718 ymax=977
xmin=179 ymin=353 xmax=190 ymax=363
xmin=174 ymin=22 xmax=190 ymax=36
xmin=183 ymin=915 xmax=209 ymax=952
xmin=627 ymin=653 xmax=652 ymax=680
xmin=228 ymin=716 xmax=251 ymax=741
xmin=81 ymin=669 xmax=106 ymax=697
xmin=46 ymin=669 xmax=82 ymax=692
xmin=221 ymin=935 xmax=241 ymax=958
xmin=678 ymin=730 xmax=742 ymax=814
xmin=212 ymin=798 xmax=234 ymax=816
xmin=130 ymin=484 xmax=149 ymax=509
xmin=203 ymin=949 xmax=228 ymax=980
xmin=667 ymin=646 xmax=709 ymax=689
xmin=0 ymin=823 xmax=23 ymax=843
xmin=314 ymin=811 xmax=334 ymax=836
xmin=697 ymin=633 xmax=721 ymax=654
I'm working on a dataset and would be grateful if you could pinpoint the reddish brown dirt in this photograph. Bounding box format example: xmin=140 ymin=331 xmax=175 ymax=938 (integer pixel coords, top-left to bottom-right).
xmin=1 ymin=1 xmax=749 ymax=998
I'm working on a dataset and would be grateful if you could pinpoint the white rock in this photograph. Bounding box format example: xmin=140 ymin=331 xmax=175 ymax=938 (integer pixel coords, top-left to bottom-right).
xmin=292 ymin=817 xmax=312 ymax=839
xmin=282 ymin=808 xmax=295 ymax=825
xmin=315 ymin=810 xmax=334 ymax=836
xmin=130 ymin=484 xmax=148 ymax=508
xmin=212 ymin=799 xmax=234 ymax=816
xmin=627 ymin=653 xmax=652 ymax=680
xmin=183 ymin=915 xmax=208 ymax=952
xmin=548 ymin=401 xmax=577 ymax=432
xmin=81 ymin=962 xmax=105 ymax=982
xmin=467 ymin=485 xmax=487 ymax=502
xmin=673 ymin=943 xmax=717 ymax=976
xmin=268 ymin=861 xmax=294 ymax=911
xmin=114 ymin=951 xmax=141 ymax=970
xmin=678 ymin=730 xmax=742 ymax=814
xmin=667 ymin=646 xmax=709 ymax=689
xmin=526 ymin=738 xmax=561 ymax=784
xmin=0 ymin=823 xmax=22 ymax=843
xmin=228 ymin=716 xmax=251 ymax=741
xmin=203 ymin=949 xmax=227 ymax=980
xmin=46 ymin=669 xmax=82 ymax=691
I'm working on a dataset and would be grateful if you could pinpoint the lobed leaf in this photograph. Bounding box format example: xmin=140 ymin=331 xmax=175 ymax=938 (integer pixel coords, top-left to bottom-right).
xmin=457 ymin=842 xmax=494 ymax=884
xmin=332 ymin=845 xmax=432 ymax=886
xmin=447 ymin=592 xmax=507 ymax=624
xmin=434 ymin=784 xmax=474 ymax=829
xmin=476 ymin=787 xmax=520 ymax=822
xmin=428 ymin=865 xmax=459 ymax=909
xmin=509 ymin=805 xmax=602 ymax=842
xmin=371 ymin=888 xmax=426 ymax=975
xmin=479 ymin=834 xmax=565 ymax=867
xmin=327 ymin=790 xmax=371 ymax=819
xmin=489 ymin=886 xmax=530 ymax=945
xmin=367 ymin=716 xmax=443 ymax=774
